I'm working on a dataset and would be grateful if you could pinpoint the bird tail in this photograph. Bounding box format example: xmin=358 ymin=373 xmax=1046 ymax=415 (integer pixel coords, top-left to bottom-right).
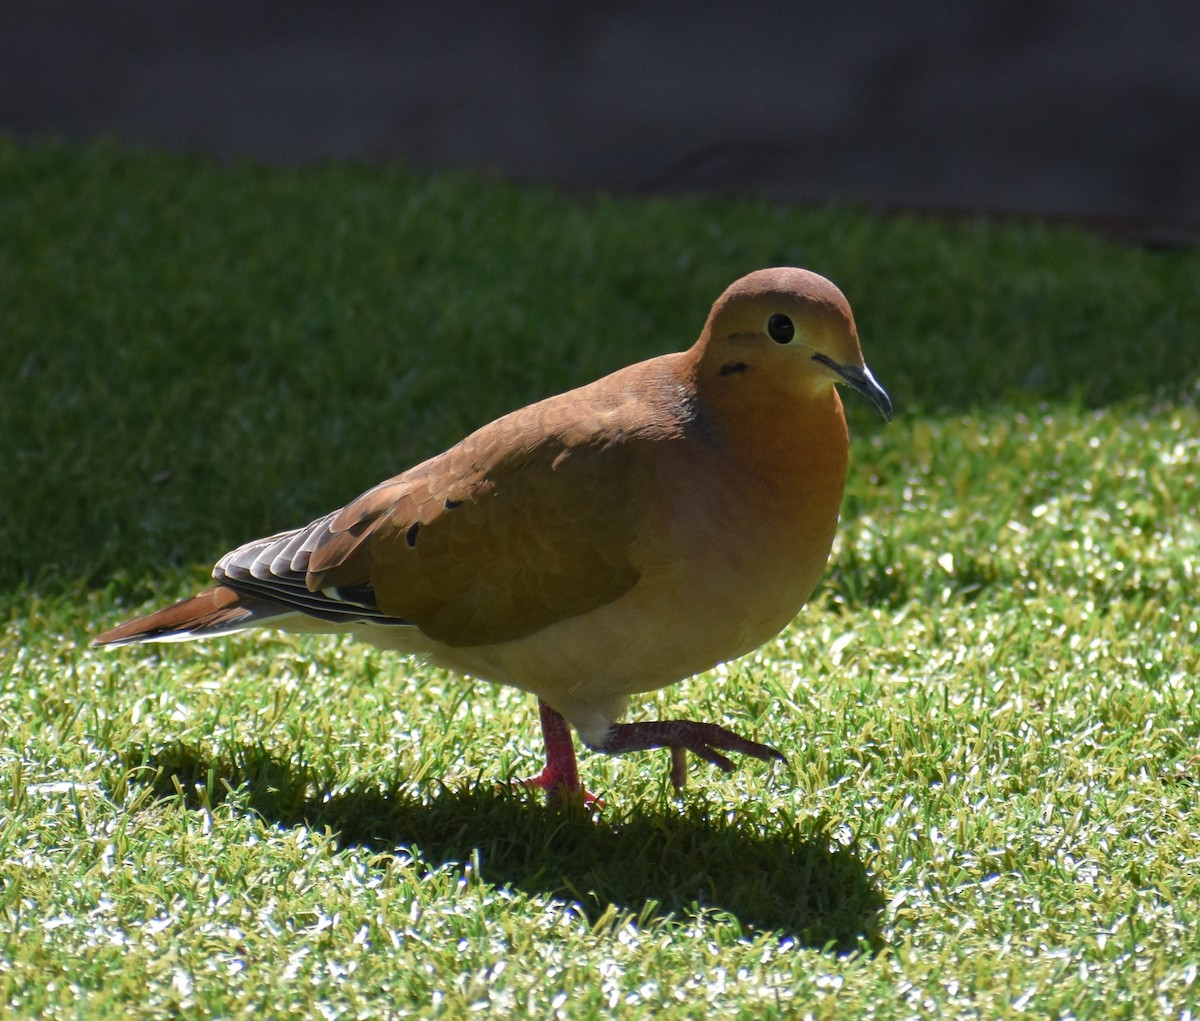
xmin=92 ymin=585 xmax=293 ymax=647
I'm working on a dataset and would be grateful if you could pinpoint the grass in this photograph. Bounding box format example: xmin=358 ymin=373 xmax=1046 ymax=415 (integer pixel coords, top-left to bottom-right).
xmin=1 ymin=136 xmax=1198 ymax=1018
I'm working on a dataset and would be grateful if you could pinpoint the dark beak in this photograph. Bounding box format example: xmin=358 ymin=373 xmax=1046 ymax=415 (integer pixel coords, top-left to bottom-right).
xmin=813 ymin=354 xmax=893 ymax=421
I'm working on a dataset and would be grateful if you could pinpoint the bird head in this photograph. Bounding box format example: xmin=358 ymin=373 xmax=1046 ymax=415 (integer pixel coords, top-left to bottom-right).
xmin=698 ymin=267 xmax=892 ymax=421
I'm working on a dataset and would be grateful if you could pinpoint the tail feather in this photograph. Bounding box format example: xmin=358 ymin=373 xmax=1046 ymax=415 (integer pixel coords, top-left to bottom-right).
xmin=92 ymin=586 xmax=291 ymax=647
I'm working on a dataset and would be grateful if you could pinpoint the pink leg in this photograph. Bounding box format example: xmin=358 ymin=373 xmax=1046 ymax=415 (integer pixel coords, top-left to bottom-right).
xmin=595 ymin=719 xmax=786 ymax=790
xmin=515 ymin=699 xmax=600 ymax=805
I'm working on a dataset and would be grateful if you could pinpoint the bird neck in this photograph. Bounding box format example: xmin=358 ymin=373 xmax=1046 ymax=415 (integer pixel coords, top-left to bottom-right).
xmin=684 ymin=361 xmax=852 ymax=606
xmin=690 ymin=362 xmax=851 ymax=495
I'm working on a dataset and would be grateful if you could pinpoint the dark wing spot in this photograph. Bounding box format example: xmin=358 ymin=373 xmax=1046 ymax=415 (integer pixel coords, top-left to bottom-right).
xmin=405 ymin=521 xmax=421 ymax=547
xmin=444 ymin=498 xmax=463 ymax=509
xmin=719 ymin=362 xmax=748 ymax=376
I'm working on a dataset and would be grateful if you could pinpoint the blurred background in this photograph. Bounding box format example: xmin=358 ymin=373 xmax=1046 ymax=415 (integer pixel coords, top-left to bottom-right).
xmin=3 ymin=1 xmax=1198 ymax=246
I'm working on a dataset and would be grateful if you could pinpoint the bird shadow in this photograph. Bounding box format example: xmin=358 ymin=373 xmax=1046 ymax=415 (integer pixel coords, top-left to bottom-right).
xmin=119 ymin=741 xmax=885 ymax=952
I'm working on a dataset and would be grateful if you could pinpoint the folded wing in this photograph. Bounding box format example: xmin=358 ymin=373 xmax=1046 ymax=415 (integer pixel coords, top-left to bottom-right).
xmin=215 ymin=409 xmax=651 ymax=647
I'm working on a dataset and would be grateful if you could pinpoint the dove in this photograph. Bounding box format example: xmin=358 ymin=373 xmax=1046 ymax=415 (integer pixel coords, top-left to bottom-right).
xmin=95 ymin=267 xmax=891 ymax=803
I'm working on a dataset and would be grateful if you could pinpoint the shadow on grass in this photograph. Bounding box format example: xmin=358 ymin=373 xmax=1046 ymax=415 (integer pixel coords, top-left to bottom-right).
xmin=121 ymin=740 xmax=885 ymax=952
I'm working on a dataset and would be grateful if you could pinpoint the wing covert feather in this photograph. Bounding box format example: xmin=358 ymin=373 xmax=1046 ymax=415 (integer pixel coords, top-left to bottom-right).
xmin=306 ymin=402 xmax=660 ymax=647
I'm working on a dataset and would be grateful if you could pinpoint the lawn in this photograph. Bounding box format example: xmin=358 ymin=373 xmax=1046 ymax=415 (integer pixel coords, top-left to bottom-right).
xmin=1 ymin=136 xmax=1198 ymax=1018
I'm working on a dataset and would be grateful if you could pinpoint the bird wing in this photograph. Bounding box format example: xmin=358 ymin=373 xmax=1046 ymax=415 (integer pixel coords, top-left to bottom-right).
xmin=215 ymin=400 xmax=657 ymax=647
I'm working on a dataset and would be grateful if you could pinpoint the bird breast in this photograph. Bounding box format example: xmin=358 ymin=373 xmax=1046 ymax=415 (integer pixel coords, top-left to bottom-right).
xmin=379 ymin=385 xmax=851 ymax=722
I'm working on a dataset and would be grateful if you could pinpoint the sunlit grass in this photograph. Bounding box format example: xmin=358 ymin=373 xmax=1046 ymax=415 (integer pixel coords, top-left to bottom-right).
xmin=1 ymin=138 xmax=1198 ymax=1018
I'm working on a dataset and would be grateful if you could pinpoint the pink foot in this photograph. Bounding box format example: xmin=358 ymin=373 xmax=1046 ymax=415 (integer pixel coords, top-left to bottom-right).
xmin=595 ymin=719 xmax=786 ymax=789
xmin=514 ymin=699 xmax=601 ymax=806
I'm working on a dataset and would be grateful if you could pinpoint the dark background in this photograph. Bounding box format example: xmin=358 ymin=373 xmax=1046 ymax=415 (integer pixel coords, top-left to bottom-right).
xmin=3 ymin=2 xmax=1198 ymax=244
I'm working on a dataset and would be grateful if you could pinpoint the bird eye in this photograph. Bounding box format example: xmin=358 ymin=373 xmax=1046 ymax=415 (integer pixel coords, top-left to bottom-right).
xmin=767 ymin=314 xmax=795 ymax=344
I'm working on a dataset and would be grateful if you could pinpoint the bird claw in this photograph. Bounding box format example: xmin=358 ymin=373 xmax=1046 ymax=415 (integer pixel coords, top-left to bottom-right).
xmin=510 ymin=770 xmax=603 ymax=809
xmin=522 ymin=698 xmax=603 ymax=806
xmin=598 ymin=719 xmax=786 ymax=790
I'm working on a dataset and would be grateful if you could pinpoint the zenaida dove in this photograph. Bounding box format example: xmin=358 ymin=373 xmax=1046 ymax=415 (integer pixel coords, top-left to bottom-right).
xmin=95 ymin=267 xmax=891 ymax=803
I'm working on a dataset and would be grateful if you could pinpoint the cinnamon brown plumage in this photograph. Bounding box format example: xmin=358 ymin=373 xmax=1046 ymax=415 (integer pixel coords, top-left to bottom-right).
xmin=95 ymin=267 xmax=891 ymax=802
